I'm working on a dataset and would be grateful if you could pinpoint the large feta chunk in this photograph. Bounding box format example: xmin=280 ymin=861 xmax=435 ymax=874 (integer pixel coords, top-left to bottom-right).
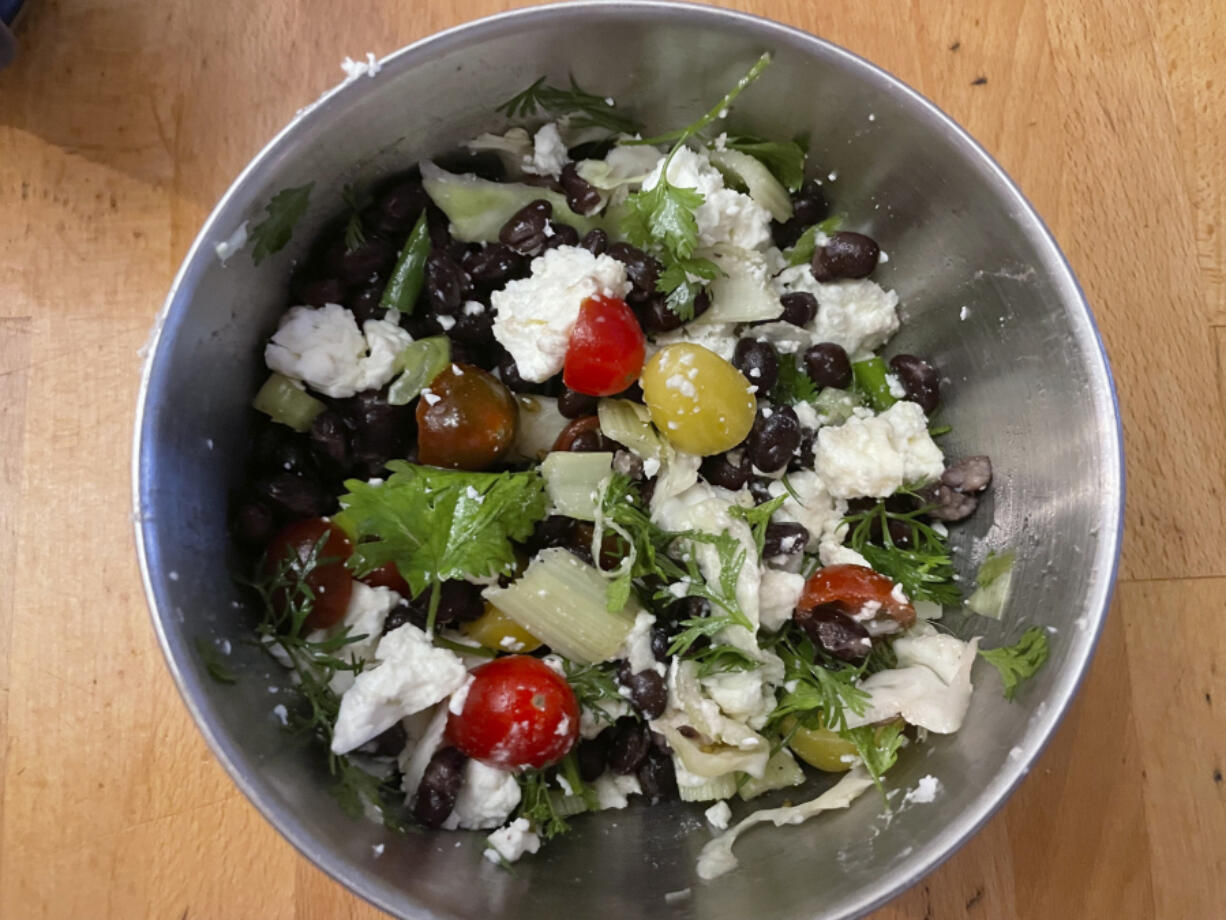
xmin=759 ymin=568 xmax=805 ymax=632
xmin=642 ymin=146 xmax=772 ymax=250
xmin=484 ymin=818 xmax=541 ymax=864
xmin=773 ymin=265 xmax=900 ymax=360
xmin=815 ymin=401 xmax=945 ymax=498
xmin=443 ymin=760 xmax=521 ymax=830
xmin=331 ymin=624 xmax=467 ymax=754
xmin=700 ymin=653 xmax=783 ymax=730
xmin=521 ymin=122 xmax=568 ymax=178
xmin=593 ymin=773 xmax=642 ymax=810
xmin=491 ymin=246 xmax=630 ymax=382
xmin=314 ymin=581 xmax=402 ymax=694
xmin=265 ymin=304 xmax=413 ymax=398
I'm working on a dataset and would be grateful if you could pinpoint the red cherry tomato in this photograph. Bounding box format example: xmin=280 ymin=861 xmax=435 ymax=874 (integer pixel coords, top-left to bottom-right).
xmin=445 ymin=656 xmax=580 ymax=770
xmin=799 ymin=564 xmax=915 ymax=628
xmin=263 ymin=518 xmax=354 ymax=630
xmin=359 ymin=561 xmax=411 ymax=597
xmin=563 ymin=295 xmax=646 ymax=397
xmin=416 ymin=363 xmax=518 ymax=470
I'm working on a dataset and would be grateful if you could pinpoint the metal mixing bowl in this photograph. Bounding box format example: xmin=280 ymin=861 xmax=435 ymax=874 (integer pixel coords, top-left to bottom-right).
xmin=133 ymin=3 xmax=1124 ymax=917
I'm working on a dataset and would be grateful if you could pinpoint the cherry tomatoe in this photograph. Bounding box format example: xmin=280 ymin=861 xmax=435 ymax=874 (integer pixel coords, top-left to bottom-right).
xmin=798 ymin=563 xmax=915 ymax=628
xmin=263 ymin=518 xmax=354 ymax=630
xmin=563 ymin=295 xmax=646 ymax=397
xmin=445 ymin=655 xmax=580 ymax=770
xmin=359 ymin=560 xmax=411 ymax=597
xmin=416 ymin=363 xmax=518 ymax=471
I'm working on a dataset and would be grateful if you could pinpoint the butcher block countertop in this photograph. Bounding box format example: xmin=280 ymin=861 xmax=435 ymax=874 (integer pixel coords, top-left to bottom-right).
xmin=1 ymin=0 xmax=1223 ymax=917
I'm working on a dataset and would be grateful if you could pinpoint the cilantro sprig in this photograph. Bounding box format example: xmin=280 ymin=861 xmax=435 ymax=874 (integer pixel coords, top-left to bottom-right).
xmin=249 ymin=183 xmax=313 ymax=265
xmin=721 ymin=134 xmax=807 ymax=192
xmin=844 ymin=496 xmax=961 ymax=606
xmin=979 ymin=627 xmax=1050 ymax=701
xmin=497 ymin=76 xmax=641 ymax=134
xmin=769 ymin=354 xmax=820 ymax=406
xmin=766 ymin=628 xmax=869 ymax=733
xmin=620 ymin=53 xmax=773 ymax=319
xmin=338 ymin=462 xmax=547 ymax=634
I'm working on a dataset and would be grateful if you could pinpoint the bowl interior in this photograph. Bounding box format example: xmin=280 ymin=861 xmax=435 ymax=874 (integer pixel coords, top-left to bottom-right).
xmin=135 ymin=4 xmax=1123 ymax=919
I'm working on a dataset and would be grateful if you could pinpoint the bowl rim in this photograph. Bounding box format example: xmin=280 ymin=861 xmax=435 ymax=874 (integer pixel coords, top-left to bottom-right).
xmin=132 ymin=2 xmax=1126 ymax=917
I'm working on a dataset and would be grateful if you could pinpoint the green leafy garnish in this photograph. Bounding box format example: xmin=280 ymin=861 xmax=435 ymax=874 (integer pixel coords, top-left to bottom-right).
xmin=783 ymin=214 xmax=844 ymax=266
xmin=928 ymin=424 xmax=953 ymax=437
xmin=693 ymin=643 xmax=760 ymax=678
xmin=979 ymin=627 xmax=1050 ymax=701
xmin=339 ymin=462 xmax=548 ymax=633
xmin=341 ymin=183 xmax=372 ymax=253
xmin=841 ymin=720 xmax=906 ymax=794
xmin=516 ymin=770 xmax=571 ymax=840
xmin=195 ymin=638 xmax=237 ymax=684
xmin=966 ymin=549 xmax=1016 ymax=619
xmin=844 ymin=497 xmax=961 ymax=606
xmin=250 ymin=183 xmax=313 ymax=265
xmin=769 ymin=354 xmax=819 ymax=406
xmin=721 ymin=135 xmax=807 ymax=192
xmin=766 ymin=629 xmax=869 ymax=733
xmin=496 ymin=75 xmax=640 ymax=134
xmin=562 ymin=659 xmax=625 ymax=727
xmin=729 ymin=494 xmax=787 ymax=556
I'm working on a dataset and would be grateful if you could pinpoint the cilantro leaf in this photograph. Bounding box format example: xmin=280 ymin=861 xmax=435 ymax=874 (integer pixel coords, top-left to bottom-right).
xmin=841 ymin=720 xmax=906 ymax=792
xmin=496 ymin=75 xmax=640 ymax=134
xmin=515 ymin=769 xmax=570 ymax=840
xmin=782 ymin=215 xmax=845 ymax=267
xmin=979 ymin=627 xmax=1050 ymax=701
xmin=250 ymin=183 xmax=314 ymax=265
xmin=729 ymin=494 xmax=787 ymax=557
xmin=341 ymin=183 xmax=372 ymax=253
xmin=339 ymin=462 xmax=547 ymax=630
xmin=723 ymin=135 xmax=807 ymax=192
xmin=770 ymin=354 xmax=819 ymax=406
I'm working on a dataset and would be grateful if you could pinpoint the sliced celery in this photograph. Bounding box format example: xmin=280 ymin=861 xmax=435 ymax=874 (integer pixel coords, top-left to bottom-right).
xmin=851 ymin=357 xmax=898 ymax=412
xmin=679 ymin=774 xmax=738 ymax=803
xmin=482 ymin=548 xmax=639 ymax=663
xmin=708 ymin=148 xmax=793 ymax=223
xmin=738 ymin=749 xmax=805 ymax=800
xmin=812 ymin=387 xmax=861 ymax=426
xmin=511 ymin=395 xmax=569 ymax=462
xmin=252 ymin=373 xmax=326 ymax=432
xmin=597 ymin=398 xmax=664 ymax=462
xmin=541 ymin=451 xmax=613 ymax=522
xmin=387 ymin=336 xmax=450 ymax=406
xmin=966 ymin=550 xmax=1016 ymax=619
xmin=421 ymin=162 xmax=603 ymax=242
xmin=697 ymin=245 xmax=784 ymax=325
xmin=549 ymin=792 xmax=590 ymax=818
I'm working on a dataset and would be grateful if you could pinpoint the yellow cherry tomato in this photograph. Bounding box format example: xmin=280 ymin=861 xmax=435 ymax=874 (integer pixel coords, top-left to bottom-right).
xmin=462 ymin=601 xmax=543 ymax=654
xmin=782 ymin=716 xmax=859 ymax=772
xmin=640 ymin=344 xmax=756 ymax=455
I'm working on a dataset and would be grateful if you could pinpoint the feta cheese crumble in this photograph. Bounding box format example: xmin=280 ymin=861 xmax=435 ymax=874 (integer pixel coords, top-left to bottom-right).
xmin=641 ymin=146 xmax=772 ymax=250
xmin=485 ymin=818 xmax=541 ymax=864
xmin=521 ymin=122 xmax=568 ymax=178
xmin=816 ymin=401 xmax=944 ymax=498
xmin=705 ymin=801 xmax=732 ymax=830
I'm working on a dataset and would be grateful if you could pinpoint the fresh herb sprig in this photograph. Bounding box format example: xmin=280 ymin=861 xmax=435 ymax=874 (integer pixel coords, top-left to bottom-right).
xmin=195 ymin=638 xmax=237 ymax=684
xmin=766 ymin=628 xmax=869 ymax=733
xmin=721 ymin=134 xmax=807 ymax=191
xmin=729 ymin=494 xmax=787 ymax=556
xmin=770 ymin=354 xmax=820 ymax=406
xmin=516 ymin=770 xmax=571 ymax=840
xmin=842 ymin=720 xmax=906 ymax=792
xmin=562 ymin=659 xmax=625 ymax=727
xmin=979 ymin=627 xmax=1050 ymax=700
xmin=249 ymin=183 xmax=313 ymax=265
xmin=843 ymin=496 xmax=961 ymax=606
xmin=341 ymin=182 xmax=372 ymax=253
xmin=497 ymin=76 xmax=640 ymax=134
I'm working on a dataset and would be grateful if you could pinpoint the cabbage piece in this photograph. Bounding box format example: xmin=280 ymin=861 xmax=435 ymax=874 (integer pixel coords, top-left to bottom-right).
xmin=708 ymin=148 xmax=794 ymax=222
xmin=695 ymin=245 xmax=784 ymax=326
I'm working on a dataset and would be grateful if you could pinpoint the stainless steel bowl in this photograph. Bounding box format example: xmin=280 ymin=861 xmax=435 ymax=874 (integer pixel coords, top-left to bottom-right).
xmin=133 ymin=3 xmax=1124 ymax=918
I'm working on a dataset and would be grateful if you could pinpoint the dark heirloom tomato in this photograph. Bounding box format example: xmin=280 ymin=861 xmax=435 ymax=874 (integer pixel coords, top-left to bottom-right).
xmin=798 ymin=563 xmax=916 ymax=628
xmin=563 ymin=295 xmax=646 ymax=397
xmin=359 ymin=560 xmax=411 ymax=597
xmin=445 ymin=655 xmax=580 ymax=770
xmin=263 ymin=518 xmax=354 ymax=629
xmin=416 ymin=363 xmax=518 ymax=470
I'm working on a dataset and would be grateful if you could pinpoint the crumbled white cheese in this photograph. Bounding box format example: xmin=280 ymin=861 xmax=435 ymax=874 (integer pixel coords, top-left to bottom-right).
xmin=618 ymin=611 xmax=664 ymax=676
xmin=767 ymin=472 xmax=847 ymax=552
xmin=772 ymin=266 xmax=901 ymax=360
xmin=815 ymin=401 xmax=944 ymax=498
xmin=521 ymin=122 xmax=569 ymax=178
xmin=759 ymin=568 xmax=805 ymax=631
xmin=648 ymin=322 xmax=740 ymax=363
xmin=705 ymin=800 xmax=732 ymax=830
xmin=444 ymin=760 xmax=521 ymax=830
xmin=214 ymin=221 xmax=248 ymax=263
xmin=313 ymin=580 xmax=402 ymax=694
xmin=331 ymin=625 xmax=467 ymax=754
xmin=642 ymin=146 xmax=772 ymax=250
xmin=448 ymin=675 xmax=473 ymax=715
xmin=265 ymin=304 xmax=413 ymax=398
xmin=902 ymin=774 xmax=942 ymax=806
xmin=491 ymin=246 xmax=630 ymax=382
xmin=593 ymin=773 xmax=642 ymax=809
xmin=341 ymin=52 xmax=381 ymax=80
xmin=485 ymin=817 xmax=541 ymax=864
xmin=791 ymin=400 xmax=821 ymax=431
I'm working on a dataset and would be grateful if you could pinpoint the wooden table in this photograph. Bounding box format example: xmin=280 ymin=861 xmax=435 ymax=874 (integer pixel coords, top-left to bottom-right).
xmin=1 ymin=0 xmax=1223 ymax=916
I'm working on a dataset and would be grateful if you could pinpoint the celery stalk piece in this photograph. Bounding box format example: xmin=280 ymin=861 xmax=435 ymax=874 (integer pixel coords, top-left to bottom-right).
xmin=679 ymin=774 xmax=738 ymax=803
xmin=541 ymin=451 xmax=613 ymax=522
xmin=966 ymin=550 xmax=1016 ymax=619
xmin=511 ymin=395 xmax=569 ymax=463
xmin=483 ymin=548 xmax=639 ymax=663
xmin=387 ymin=336 xmax=450 ymax=406
xmin=812 ymin=387 xmax=861 ymax=426
xmin=421 ymin=162 xmax=603 ymax=242
xmin=851 ymin=357 xmax=898 ymax=412
xmin=738 ymin=749 xmax=805 ymax=800
xmin=252 ymin=373 xmax=326 ymax=432
xmin=597 ymin=398 xmax=664 ymax=462
xmin=708 ymin=148 xmax=793 ymax=222
xmin=549 ymin=792 xmax=590 ymax=818
xmin=696 ymin=244 xmax=785 ymax=325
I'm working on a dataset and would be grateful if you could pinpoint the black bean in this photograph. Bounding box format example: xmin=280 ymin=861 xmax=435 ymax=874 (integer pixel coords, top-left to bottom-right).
xmin=301 ymin=277 xmax=347 ymax=307
xmin=636 ymin=747 xmax=678 ymax=801
xmin=309 ymin=410 xmax=351 ymax=473
xmin=577 ymin=735 xmax=610 ymax=783
xmin=692 ymin=290 xmax=712 ymax=320
xmin=375 ymin=181 xmax=428 ymax=233
xmin=541 ymin=222 xmax=580 ymax=251
xmin=434 ymin=149 xmax=506 ymax=182
xmin=795 ymin=604 xmax=872 ymax=662
xmin=942 ymin=455 xmax=992 ymax=493
xmin=614 ymin=380 xmax=644 ymax=403
xmin=414 ymin=746 xmax=468 ymax=828
xmin=361 ymin=721 xmax=408 ymax=757
xmin=232 ymin=501 xmax=277 ymax=547
xmin=700 ymin=450 xmax=752 ymax=491
xmin=257 ymin=434 xmax=319 ymax=479
xmin=635 ymin=295 xmax=684 ymax=334
xmin=462 ymin=244 xmax=523 ymax=285
xmin=885 ymin=518 xmax=913 ymax=548
xmin=789 ymin=430 xmax=816 ymax=472
xmin=527 ymin=515 xmax=578 ymax=553
xmin=748 ymin=477 xmax=776 ymax=505
xmin=496 ymin=350 xmax=547 ymax=394
xmin=916 ymin=482 xmax=979 ymax=522
xmin=889 ymin=354 xmax=941 ymax=413
xmin=763 ymin=522 xmax=809 ymax=557
xmin=382 ymin=600 xmax=415 ymax=635
xmin=650 ymin=624 xmax=672 ymax=663
xmin=779 ymin=291 xmax=818 ymax=327
xmin=803 ymin=342 xmax=853 ymax=389
xmin=579 ymin=228 xmax=608 ymax=255
xmin=254 ymin=473 xmax=334 ymax=519
xmin=426 ymin=205 xmax=454 ymax=251
xmin=447 ymin=340 xmax=489 ymax=369
xmin=448 ymin=307 xmax=495 ymax=347
xmin=612 ymin=449 xmax=645 ymax=481
xmin=346 ymin=284 xmax=384 ymax=324
xmin=557 ymin=387 xmax=599 ymax=419
xmin=812 ymin=231 xmax=880 ymax=282
xmin=618 ymin=664 xmax=668 ymax=719
xmin=607 ymin=717 xmax=652 ymax=775
xmin=733 ymin=339 xmax=780 ymax=392
xmin=498 ymin=199 xmax=552 ymax=255
xmin=771 ymin=180 xmax=830 ymax=249
xmin=433 ymin=580 xmax=485 ymax=625
xmin=606 ymin=242 xmax=660 ymax=303
xmin=424 ymin=250 xmax=469 ymax=315
xmin=567 ymin=138 xmax=616 ymax=161
xmin=746 ymin=406 xmax=802 ymax=473
xmin=560 ymin=163 xmax=602 ymax=215
xmin=338 ymin=237 xmax=395 ymax=286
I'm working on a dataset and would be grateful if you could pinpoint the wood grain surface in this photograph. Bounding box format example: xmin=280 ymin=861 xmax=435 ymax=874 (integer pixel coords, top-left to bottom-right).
xmin=1 ymin=0 xmax=1223 ymax=917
